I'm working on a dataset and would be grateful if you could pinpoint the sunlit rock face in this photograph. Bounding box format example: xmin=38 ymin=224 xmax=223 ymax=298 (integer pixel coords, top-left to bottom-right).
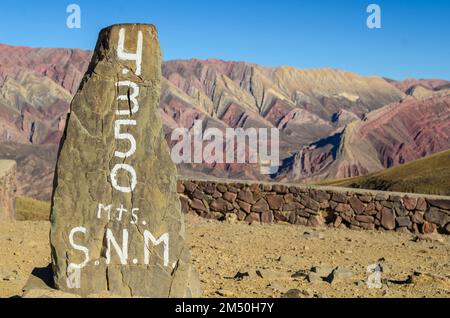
xmin=50 ymin=24 xmax=200 ymax=297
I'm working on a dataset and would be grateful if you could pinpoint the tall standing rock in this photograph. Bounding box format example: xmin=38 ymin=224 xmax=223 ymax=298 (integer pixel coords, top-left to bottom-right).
xmin=50 ymin=24 xmax=200 ymax=297
xmin=0 ymin=160 xmax=16 ymax=220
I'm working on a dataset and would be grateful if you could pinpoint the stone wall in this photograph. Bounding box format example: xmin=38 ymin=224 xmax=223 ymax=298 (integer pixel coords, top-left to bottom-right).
xmin=0 ymin=160 xmax=17 ymax=220
xmin=177 ymin=178 xmax=450 ymax=235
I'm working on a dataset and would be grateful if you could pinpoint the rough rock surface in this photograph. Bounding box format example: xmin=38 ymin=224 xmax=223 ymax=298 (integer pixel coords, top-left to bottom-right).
xmin=0 ymin=160 xmax=16 ymax=220
xmin=50 ymin=24 xmax=199 ymax=297
xmin=178 ymin=179 xmax=450 ymax=235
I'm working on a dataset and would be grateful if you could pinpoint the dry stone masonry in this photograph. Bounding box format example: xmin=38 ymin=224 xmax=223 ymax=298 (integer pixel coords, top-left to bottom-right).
xmin=177 ymin=179 xmax=450 ymax=235
xmin=50 ymin=24 xmax=200 ymax=297
xmin=0 ymin=160 xmax=16 ymax=220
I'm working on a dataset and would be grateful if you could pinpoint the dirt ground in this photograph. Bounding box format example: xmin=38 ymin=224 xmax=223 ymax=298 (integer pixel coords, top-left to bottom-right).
xmin=0 ymin=215 xmax=449 ymax=298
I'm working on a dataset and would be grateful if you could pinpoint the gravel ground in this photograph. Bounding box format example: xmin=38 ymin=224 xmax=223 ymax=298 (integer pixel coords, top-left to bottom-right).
xmin=0 ymin=215 xmax=449 ymax=298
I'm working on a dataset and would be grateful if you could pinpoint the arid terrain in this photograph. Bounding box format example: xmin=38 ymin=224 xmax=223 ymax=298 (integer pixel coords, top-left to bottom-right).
xmin=1 ymin=41 xmax=450 ymax=299
xmin=1 ymin=215 xmax=449 ymax=298
xmin=1 ymin=43 xmax=450 ymax=200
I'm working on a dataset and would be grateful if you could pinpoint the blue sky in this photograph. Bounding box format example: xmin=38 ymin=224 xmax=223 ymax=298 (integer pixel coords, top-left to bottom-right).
xmin=1 ymin=0 xmax=449 ymax=80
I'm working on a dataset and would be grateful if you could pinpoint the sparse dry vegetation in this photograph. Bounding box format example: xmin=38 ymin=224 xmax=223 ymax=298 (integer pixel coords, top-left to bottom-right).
xmin=315 ymin=149 xmax=450 ymax=196
xmin=15 ymin=196 xmax=50 ymax=221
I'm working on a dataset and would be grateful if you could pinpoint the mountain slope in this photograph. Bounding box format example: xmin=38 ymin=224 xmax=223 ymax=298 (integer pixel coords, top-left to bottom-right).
xmin=277 ymin=94 xmax=450 ymax=181
xmin=0 ymin=43 xmax=449 ymax=199
xmin=316 ymin=149 xmax=450 ymax=196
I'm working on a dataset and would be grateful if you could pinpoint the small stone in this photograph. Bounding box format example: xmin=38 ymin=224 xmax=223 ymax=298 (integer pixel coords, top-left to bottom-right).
xmin=266 ymin=194 xmax=284 ymax=210
xmin=334 ymin=216 xmax=342 ymax=228
xmin=364 ymin=203 xmax=377 ymax=215
xmin=2 ymin=274 xmax=16 ymax=281
xmin=427 ymin=199 xmax=450 ymax=210
xmin=268 ymin=282 xmax=289 ymax=293
xmin=412 ymin=211 xmax=425 ymax=224
xmin=422 ymin=222 xmax=437 ymax=234
xmin=233 ymin=271 xmax=250 ymax=281
xmin=381 ymin=201 xmax=393 ymax=208
xmin=416 ymin=198 xmax=427 ymax=211
xmin=335 ymin=203 xmax=351 ymax=213
xmin=272 ymin=184 xmax=289 ymax=194
xmin=176 ymin=181 xmax=185 ymax=193
xmin=349 ymin=197 xmax=365 ymax=214
xmin=297 ymin=195 xmax=320 ymax=211
xmin=396 ymin=216 xmax=412 ymax=228
xmin=212 ymin=191 xmax=222 ymax=199
xmin=295 ymin=216 xmax=308 ymax=226
xmin=203 ymin=183 xmax=216 ymax=195
xmin=179 ymin=196 xmax=190 ymax=213
xmin=190 ymin=198 xmax=208 ymax=212
xmin=249 ymin=183 xmax=261 ymax=193
xmin=330 ymin=201 xmax=338 ymax=210
xmin=307 ymin=273 xmax=323 ymax=283
xmin=291 ymin=269 xmax=308 ymax=278
xmin=393 ymin=202 xmax=408 ymax=217
xmin=237 ymin=210 xmax=247 ymax=221
xmin=282 ymin=202 xmax=302 ymax=211
xmin=332 ymin=192 xmax=347 ymax=203
xmin=192 ymin=189 xmax=208 ymax=201
xmin=389 ymin=195 xmax=402 ymax=202
xmin=303 ymin=231 xmax=324 ymax=240
xmin=216 ymin=289 xmax=233 ymax=297
xmin=256 ymin=269 xmax=290 ymax=279
xmin=355 ymin=215 xmax=374 ymax=223
xmin=210 ymin=198 xmax=234 ymax=212
xmin=245 ymin=213 xmax=260 ymax=224
xmin=222 ymin=192 xmax=237 ymax=203
xmin=251 ymin=198 xmax=270 ymax=213
xmin=424 ymin=207 xmax=449 ymax=227
xmin=283 ymin=193 xmax=294 ymax=203
xmin=278 ymin=255 xmax=298 ymax=265
xmin=216 ymin=184 xmax=227 ymax=193
xmin=310 ymin=190 xmax=330 ymax=203
xmin=238 ymin=200 xmax=251 ymax=213
xmin=184 ymin=181 xmax=198 ymax=193
xmin=328 ymin=267 xmax=354 ymax=283
xmin=403 ymin=196 xmax=417 ymax=210
xmin=282 ymin=289 xmax=303 ymax=298
xmin=310 ymin=265 xmax=334 ymax=278
xmin=358 ymin=195 xmax=373 ymax=203
xmin=375 ymin=193 xmax=390 ymax=201
xmin=360 ymin=222 xmax=375 ymax=230
xmin=237 ymin=189 xmax=255 ymax=204
xmin=261 ymin=211 xmax=274 ymax=223
xmin=307 ymin=215 xmax=325 ymax=228
xmin=381 ymin=207 xmax=396 ymax=230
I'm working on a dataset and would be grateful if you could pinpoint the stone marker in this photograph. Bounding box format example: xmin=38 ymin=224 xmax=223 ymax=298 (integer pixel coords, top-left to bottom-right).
xmin=50 ymin=24 xmax=200 ymax=297
xmin=0 ymin=160 xmax=16 ymax=221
